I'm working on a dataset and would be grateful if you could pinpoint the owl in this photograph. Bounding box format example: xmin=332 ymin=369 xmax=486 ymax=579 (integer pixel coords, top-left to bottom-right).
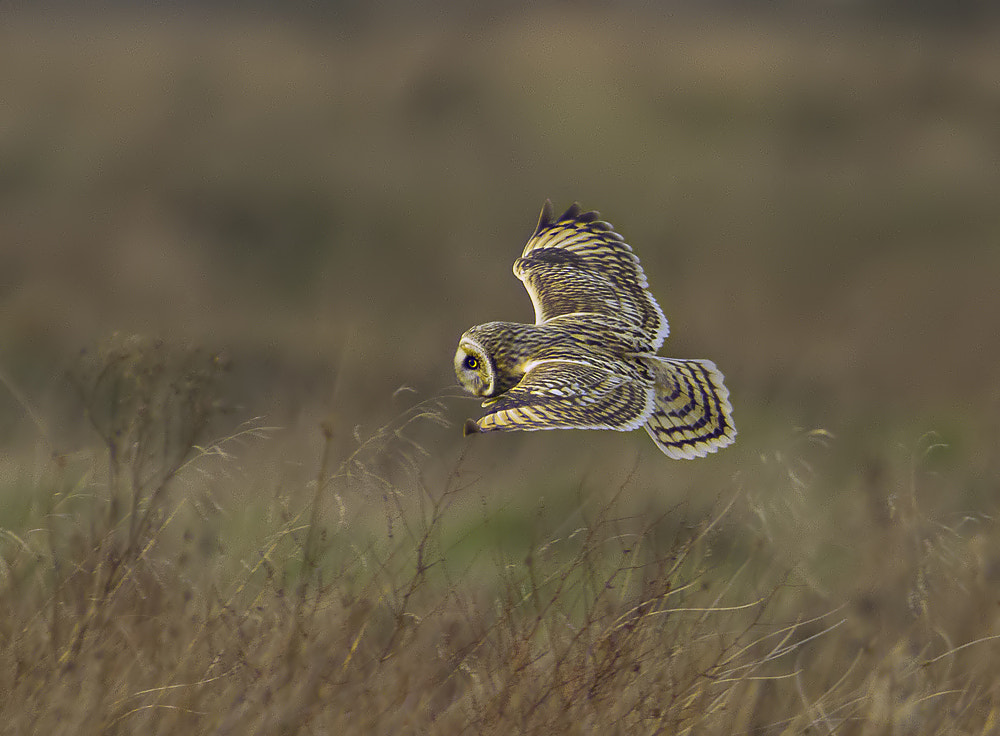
xmin=454 ymin=201 xmax=736 ymax=459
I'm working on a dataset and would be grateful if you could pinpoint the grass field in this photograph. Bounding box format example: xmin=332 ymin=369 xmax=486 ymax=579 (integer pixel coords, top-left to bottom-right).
xmin=2 ymin=8 xmax=999 ymax=733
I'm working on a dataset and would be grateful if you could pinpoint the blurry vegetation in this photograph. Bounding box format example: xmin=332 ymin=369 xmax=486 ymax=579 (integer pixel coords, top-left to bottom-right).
xmin=2 ymin=11 xmax=999 ymax=431
xmin=0 ymin=342 xmax=999 ymax=732
xmin=66 ymin=335 xmax=230 ymax=560
xmin=1 ymin=5 xmax=999 ymax=733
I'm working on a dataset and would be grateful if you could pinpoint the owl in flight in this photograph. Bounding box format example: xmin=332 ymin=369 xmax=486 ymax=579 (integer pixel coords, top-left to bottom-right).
xmin=454 ymin=201 xmax=735 ymax=459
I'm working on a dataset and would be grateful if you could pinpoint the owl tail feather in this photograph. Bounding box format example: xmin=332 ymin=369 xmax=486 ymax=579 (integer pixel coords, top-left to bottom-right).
xmin=642 ymin=357 xmax=736 ymax=459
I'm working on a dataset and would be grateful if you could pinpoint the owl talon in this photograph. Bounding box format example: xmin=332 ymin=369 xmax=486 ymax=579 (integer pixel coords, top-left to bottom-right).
xmin=463 ymin=419 xmax=482 ymax=436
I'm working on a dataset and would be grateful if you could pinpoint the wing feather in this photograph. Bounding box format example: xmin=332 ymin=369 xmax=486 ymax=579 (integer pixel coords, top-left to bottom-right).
xmin=514 ymin=201 xmax=669 ymax=350
xmin=469 ymin=358 xmax=655 ymax=434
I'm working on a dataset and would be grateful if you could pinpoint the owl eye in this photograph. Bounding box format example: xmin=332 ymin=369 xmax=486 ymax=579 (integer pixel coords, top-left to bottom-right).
xmin=463 ymin=355 xmax=479 ymax=371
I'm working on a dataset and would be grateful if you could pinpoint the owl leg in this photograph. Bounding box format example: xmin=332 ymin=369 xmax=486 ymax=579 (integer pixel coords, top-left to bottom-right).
xmin=642 ymin=357 xmax=736 ymax=459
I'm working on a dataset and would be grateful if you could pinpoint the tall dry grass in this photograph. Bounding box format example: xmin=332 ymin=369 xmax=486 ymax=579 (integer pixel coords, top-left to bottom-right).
xmin=1 ymin=10 xmax=999 ymax=732
xmin=1 ymin=337 xmax=998 ymax=734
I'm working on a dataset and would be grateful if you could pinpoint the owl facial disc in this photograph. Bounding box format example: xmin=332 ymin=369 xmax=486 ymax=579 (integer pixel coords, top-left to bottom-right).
xmin=454 ymin=337 xmax=494 ymax=397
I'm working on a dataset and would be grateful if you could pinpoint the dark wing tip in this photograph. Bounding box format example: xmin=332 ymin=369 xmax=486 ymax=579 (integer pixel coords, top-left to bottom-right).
xmin=463 ymin=418 xmax=483 ymax=436
xmin=560 ymin=202 xmax=582 ymax=222
xmin=534 ymin=201 xmax=607 ymax=236
xmin=559 ymin=202 xmax=602 ymax=225
xmin=572 ymin=206 xmax=602 ymax=226
xmin=533 ymin=200 xmax=555 ymax=237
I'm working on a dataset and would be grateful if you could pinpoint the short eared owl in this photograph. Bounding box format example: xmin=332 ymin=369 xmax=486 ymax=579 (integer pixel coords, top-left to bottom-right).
xmin=454 ymin=201 xmax=735 ymax=459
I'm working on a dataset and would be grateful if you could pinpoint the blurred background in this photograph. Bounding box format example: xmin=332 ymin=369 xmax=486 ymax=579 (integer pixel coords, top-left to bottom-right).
xmin=3 ymin=7 xmax=1000 ymax=728
xmin=1 ymin=3 xmax=998 ymax=546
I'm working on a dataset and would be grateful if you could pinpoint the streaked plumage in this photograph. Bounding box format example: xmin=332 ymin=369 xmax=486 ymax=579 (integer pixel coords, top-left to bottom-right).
xmin=454 ymin=201 xmax=735 ymax=459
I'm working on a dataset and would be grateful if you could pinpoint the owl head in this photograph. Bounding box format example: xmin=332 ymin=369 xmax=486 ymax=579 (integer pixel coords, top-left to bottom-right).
xmin=454 ymin=334 xmax=495 ymax=397
xmin=455 ymin=322 xmax=533 ymax=399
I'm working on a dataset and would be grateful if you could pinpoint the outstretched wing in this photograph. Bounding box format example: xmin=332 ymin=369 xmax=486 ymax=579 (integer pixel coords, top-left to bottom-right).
xmin=642 ymin=358 xmax=736 ymax=460
xmin=514 ymin=201 xmax=669 ymax=351
xmin=466 ymin=358 xmax=654 ymax=434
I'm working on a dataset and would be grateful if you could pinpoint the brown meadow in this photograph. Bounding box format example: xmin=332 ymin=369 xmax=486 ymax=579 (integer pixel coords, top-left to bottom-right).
xmin=1 ymin=8 xmax=999 ymax=733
